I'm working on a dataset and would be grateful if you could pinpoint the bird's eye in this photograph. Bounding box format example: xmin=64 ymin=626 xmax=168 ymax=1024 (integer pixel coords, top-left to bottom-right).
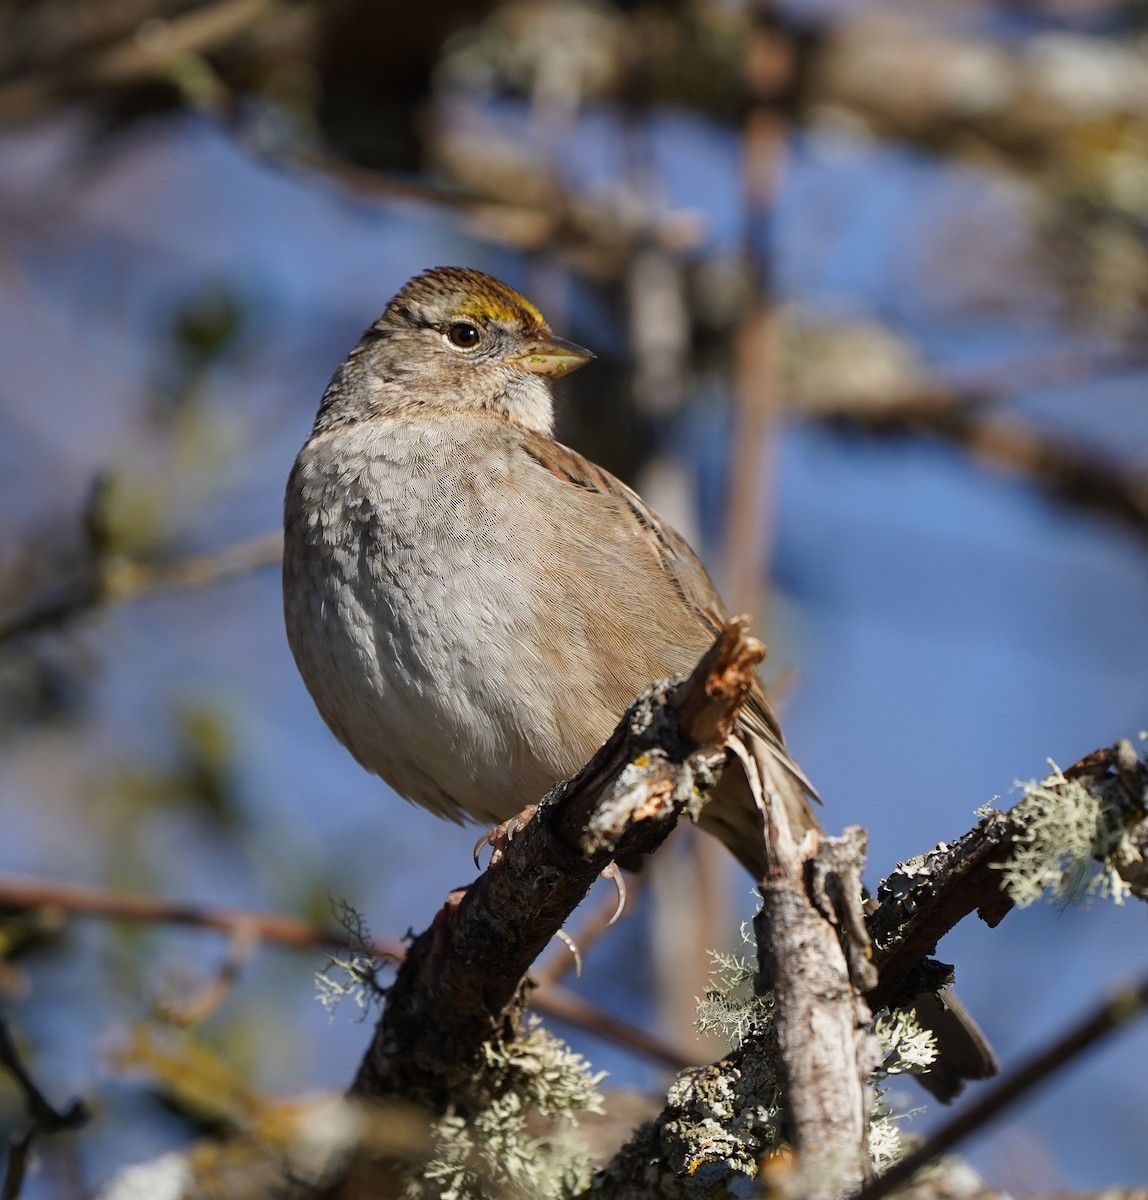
xmin=447 ymin=322 xmax=481 ymax=349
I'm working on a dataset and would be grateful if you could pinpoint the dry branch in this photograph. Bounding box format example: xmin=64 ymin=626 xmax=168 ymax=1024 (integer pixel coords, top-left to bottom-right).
xmin=0 ymin=872 xmax=689 ymax=1071
xmin=821 ymin=393 xmax=1148 ymax=545
xmin=757 ymin=826 xmax=879 ymax=1197
xmin=866 ymin=739 xmax=1148 ymax=1016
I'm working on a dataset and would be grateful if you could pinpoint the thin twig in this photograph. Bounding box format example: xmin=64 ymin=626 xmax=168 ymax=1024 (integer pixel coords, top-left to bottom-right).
xmin=822 ymin=394 xmax=1148 ymax=544
xmin=530 ymin=982 xmax=692 ymax=1073
xmin=0 ymin=1012 xmax=88 ymax=1200
xmin=157 ymin=920 xmax=261 ymax=1027
xmin=0 ymin=873 xmax=373 ymax=954
xmin=0 ymin=531 xmax=282 ymax=646
xmin=0 ymin=0 xmax=273 ymax=119
xmin=0 ymin=872 xmax=690 ymax=1071
xmin=99 ymin=531 xmax=284 ymax=600
xmin=852 ymin=971 xmax=1148 ymax=1200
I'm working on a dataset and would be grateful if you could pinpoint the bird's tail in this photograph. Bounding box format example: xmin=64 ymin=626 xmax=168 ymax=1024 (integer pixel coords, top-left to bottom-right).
xmin=697 ymin=725 xmax=820 ymax=880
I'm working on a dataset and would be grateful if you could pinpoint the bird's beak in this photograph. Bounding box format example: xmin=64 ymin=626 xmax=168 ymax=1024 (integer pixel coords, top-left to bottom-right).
xmin=510 ymin=336 xmax=596 ymax=379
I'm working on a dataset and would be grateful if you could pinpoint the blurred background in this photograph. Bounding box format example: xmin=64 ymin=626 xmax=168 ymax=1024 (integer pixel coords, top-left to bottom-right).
xmin=1 ymin=0 xmax=1147 ymax=1194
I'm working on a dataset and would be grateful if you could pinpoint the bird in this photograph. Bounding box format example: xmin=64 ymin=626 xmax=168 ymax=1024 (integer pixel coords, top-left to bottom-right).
xmin=282 ymin=265 xmax=995 ymax=1096
xmin=282 ymin=264 xmax=816 ymax=878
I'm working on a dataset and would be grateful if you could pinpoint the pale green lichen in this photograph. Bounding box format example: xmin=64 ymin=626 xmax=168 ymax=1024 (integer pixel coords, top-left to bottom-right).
xmin=314 ymin=899 xmax=385 ymax=1019
xmin=866 ymin=1109 xmax=903 ymax=1175
xmin=693 ymin=926 xmax=936 ymax=1179
xmin=873 ymin=1007 xmax=938 ymax=1078
xmin=315 ymin=952 xmax=380 ymax=1018
xmin=315 ymin=907 xmax=603 ymax=1198
xmin=867 ymin=1007 xmax=936 ymax=1172
xmin=405 ymin=1019 xmax=605 ymax=1200
xmin=696 ymin=926 xmax=774 ymax=1048
xmin=996 ymin=764 xmax=1137 ymax=908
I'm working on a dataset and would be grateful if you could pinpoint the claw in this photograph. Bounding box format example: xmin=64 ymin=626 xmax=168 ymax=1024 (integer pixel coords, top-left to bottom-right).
xmin=472 ymin=804 xmax=540 ymax=870
xmin=472 ymin=830 xmax=489 ymax=871
xmin=600 ymin=862 xmax=627 ymax=925
xmin=553 ymin=928 xmax=583 ymax=977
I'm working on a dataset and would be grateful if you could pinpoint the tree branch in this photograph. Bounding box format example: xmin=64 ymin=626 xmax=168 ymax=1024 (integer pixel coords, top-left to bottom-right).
xmin=588 ymin=739 xmax=1148 ymax=1197
xmin=0 ymin=531 xmax=283 ymax=647
xmin=757 ymin=825 xmax=880 ymax=1197
xmin=866 ymin=739 xmax=1148 ymax=1015
xmin=83 ymin=709 xmax=1148 ymax=1199
xmin=822 ymin=393 xmax=1148 ymax=545
xmin=0 ymin=1011 xmax=88 ymax=1200
xmin=349 ymin=619 xmax=764 ymax=1106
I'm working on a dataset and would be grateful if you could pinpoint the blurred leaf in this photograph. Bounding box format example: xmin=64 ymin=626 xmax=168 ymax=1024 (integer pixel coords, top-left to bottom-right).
xmin=0 ymin=645 xmax=86 ymax=731
xmin=113 ymin=700 xmax=245 ymax=832
xmin=152 ymin=281 xmax=250 ymax=423
xmin=86 ymin=473 xmax=167 ymax=563
xmin=112 ymin=1022 xmax=269 ymax=1133
xmin=173 ymin=703 xmax=243 ymax=830
xmin=171 ymin=284 xmax=247 ymax=370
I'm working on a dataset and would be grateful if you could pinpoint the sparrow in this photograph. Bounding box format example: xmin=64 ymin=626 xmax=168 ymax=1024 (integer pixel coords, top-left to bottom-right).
xmin=282 ymin=265 xmax=996 ymax=1099
xmin=283 ymin=265 xmax=816 ymax=878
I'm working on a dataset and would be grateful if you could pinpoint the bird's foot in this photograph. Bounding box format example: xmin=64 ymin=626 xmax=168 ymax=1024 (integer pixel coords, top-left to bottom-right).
xmin=472 ymin=807 xmax=626 ymax=927
xmin=473 ymin=804 xmax=540 ymax=869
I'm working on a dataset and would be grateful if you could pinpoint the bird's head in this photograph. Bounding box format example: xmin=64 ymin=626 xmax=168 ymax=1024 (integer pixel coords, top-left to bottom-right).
xmin=318 ymin=266 xmax=595 ymax=436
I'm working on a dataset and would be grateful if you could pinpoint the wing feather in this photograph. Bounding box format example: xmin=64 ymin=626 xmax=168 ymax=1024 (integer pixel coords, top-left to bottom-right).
xmin=517 ymin=431 xmax=820 ymax=819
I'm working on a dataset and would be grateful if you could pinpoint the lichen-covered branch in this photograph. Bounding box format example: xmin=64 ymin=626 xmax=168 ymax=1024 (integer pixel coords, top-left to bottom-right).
xmin=587 ymin=828 xmax=881 ymax=1200
xmin=866 ymin=739 xmax=1148 ymax=1015
xmin=90 ymin=707 xmax=1146 ymax=1200
xmin=588 ymin=740 xmax=1148 ymax=1200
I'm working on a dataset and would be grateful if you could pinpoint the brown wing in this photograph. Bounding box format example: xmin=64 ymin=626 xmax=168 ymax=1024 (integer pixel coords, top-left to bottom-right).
xmin=517 ymin=432 xmax=819 ymax=813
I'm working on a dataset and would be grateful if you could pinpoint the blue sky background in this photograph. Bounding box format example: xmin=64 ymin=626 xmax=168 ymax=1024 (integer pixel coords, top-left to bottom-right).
xmin=0 ymin=71 xmax=1146 ymax=1194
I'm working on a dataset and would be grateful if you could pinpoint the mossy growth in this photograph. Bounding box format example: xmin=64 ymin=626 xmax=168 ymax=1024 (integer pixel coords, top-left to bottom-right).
xmin=405 ymin=1018 xmax=605 ymax=1200
xmin=315 ymin=898 xmax=387 ymax=1019
xmin=691 ymin=925 xmax=936 ymax=1180
xmin=997 ymin=763 xmax=1143 ymax=908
